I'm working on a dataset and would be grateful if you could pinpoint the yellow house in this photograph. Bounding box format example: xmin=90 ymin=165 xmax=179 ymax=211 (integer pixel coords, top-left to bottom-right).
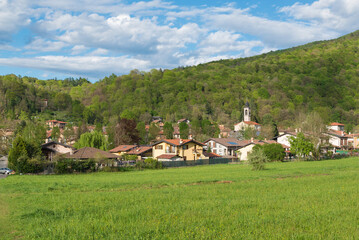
xmin=152 ymin=139 xmax=207 ymax=161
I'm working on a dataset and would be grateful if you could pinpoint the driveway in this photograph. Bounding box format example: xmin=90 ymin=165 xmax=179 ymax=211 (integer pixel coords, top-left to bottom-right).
xmin=0 ymin=156 xmax=8 ymax=179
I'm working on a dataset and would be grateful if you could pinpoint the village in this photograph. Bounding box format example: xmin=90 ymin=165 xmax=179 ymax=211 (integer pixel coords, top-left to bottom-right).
xmin=2 ymin=101 xmax=357 ymax=173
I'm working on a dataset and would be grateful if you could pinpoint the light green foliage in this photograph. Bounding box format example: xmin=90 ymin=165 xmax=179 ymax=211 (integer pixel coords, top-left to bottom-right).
xmin=1 ymin=158 xmax=359 ymax=239
xmin=289 ymin=132 xmax=314 ymax=160
xmin=74 ymin=131 xmax=108 ymax=151
xmin=247 ymin=147 xmax=268 ymax=170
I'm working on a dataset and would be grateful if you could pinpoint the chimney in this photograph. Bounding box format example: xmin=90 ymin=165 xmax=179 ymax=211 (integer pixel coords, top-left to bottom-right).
xmin=179 ymin=139 xmax=183 ymax=144
xmin=295 ymin=128 xmax=298 ymax=133
xmin=251 ymin=137 xmax=254 ymax=143
xmin=264 ymin=138 xmax=267 ymax=141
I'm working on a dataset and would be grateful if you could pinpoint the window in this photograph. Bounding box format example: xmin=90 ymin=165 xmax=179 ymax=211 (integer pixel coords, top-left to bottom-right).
xmin=183 ymin=145 xmax=188 ymax=150
xmin=155 ymin=145 xmax=163 ymax=150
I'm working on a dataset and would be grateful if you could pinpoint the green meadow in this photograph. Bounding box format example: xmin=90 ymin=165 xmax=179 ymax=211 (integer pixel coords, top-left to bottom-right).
xmin=1 ymin=158 xmax=359 ymax=239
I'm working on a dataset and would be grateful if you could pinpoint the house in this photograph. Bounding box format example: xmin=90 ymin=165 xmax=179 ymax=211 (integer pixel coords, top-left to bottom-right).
xmin=323 ymin=122 xmax=350 ymax=149
xmin=234 ymin=102 xmax=261 ymax=132
xmin=41 ymin=141 xmax=75 ymax=161
xmin=203 ymin=138 xmax=248 ymax=157
xmin=324 ymin=130 xmax=349 ymax=149
xmin=273 ymin=131 xmax=298 ymax=148
xmin=46 ymin=120 xmax=67 ymax=129
xmin=152 ymin=139 xmax=207 ymax=161
xmin=126 ymin=146 xmax=153 ymax=160
xmin=327 ymin=122 xmax=345 ymax=131
xmin=177 ymin=118 xmax=190 ymax=124
xmin=218 ymin=125 xmax=231 ymax=138
xmin=109 ymin=145 xmax=137 ymax=156
xmin=236 ymin=139 xmax=290 ymax=161
xmin=347 ymin=133 xmax=359 ymax=149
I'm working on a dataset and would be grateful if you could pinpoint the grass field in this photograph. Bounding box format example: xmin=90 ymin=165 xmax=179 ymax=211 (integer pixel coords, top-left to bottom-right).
xmin=1 ymin=158 xmax=359 ymax=239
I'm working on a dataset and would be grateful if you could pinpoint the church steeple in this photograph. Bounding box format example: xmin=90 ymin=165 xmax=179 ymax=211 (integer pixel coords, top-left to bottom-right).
xmin=244 ymin=102 xmax=251 ymax=122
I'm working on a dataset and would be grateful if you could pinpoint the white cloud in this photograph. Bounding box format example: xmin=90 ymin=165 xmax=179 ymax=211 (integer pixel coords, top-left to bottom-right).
xmin=203 ymin=8 xmax=338 ymax=48
xmin=25 ymin=37 xmax=68 ymax=52
xmin=0 ymin=56 xmax=150 ymax=78
xmin=0 ymin=0 xmax=31 ymax=41
xmin=280 ymin=0 xmax=359 ymax=33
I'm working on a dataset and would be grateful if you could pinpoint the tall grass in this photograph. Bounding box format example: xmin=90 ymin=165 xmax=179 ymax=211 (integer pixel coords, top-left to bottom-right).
xmin=1 ymin=158 xmax=359 ymax=239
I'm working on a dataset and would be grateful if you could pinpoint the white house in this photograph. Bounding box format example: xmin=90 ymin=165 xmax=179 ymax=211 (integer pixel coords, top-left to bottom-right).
xmin=203 ymin=138 xmax=249 ymax=157
xmin=273 ymin=132 xmax=297 ymax=148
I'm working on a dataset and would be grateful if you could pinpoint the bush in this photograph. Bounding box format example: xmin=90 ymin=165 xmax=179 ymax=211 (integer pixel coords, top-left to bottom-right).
xmin=135 ymin=158 xmax=163 ymax=170
xmin=248 ymin=148 xmax=268 ymax=171
xmin=262 ymin=144 xmax=285 ymax=162
xmin=54 ymin=159 xmax=96 ymax=174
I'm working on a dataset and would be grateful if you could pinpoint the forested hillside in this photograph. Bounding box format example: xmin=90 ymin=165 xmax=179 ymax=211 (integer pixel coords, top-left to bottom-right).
xmin=1 ymin=30 xmax=359 ymax=131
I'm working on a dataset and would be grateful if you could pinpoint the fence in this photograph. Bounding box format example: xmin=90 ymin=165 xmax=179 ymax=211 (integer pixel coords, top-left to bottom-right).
xmin=161 ymin=158 xmax=238 ymax=168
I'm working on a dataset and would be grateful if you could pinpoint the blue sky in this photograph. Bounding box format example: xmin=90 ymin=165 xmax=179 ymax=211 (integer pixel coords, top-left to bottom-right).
xmin=0 ymin=0 xmax=359 ymax=82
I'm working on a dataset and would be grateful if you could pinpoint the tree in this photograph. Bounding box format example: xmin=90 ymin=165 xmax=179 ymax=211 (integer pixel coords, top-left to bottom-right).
xmin=248 ymin=147 xmax=268 ymax=170
xmin=136 ymin=121 xmax=147 ymax=144
xmin=113 ymin=118 xmax=140 ymax=145
xmin=289 ymin=132 xmax=314 ymax=160
xmin=74 ymin=131 xmax=109 ymax=150
xmin=51 ymin=126 xmax=60 ymax=142
xmin=8 ymin=136 xmax=28 ymax=171
xmin=163 ymin=122 xmax=174 ymax=139
xmin=62 ymin=124 xmax=75 ymax=144
xmin=148 ymin=122 xmax=160 ymax=142
xmin=257 ymin=143 xmax=285 ymax=162
xmin=179 ymin=122 xmax=189 ymax=139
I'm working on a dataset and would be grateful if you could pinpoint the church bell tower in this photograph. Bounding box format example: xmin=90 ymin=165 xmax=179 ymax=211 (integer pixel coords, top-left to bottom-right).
xmin=244 ymin=101 xmax=251 ymax=122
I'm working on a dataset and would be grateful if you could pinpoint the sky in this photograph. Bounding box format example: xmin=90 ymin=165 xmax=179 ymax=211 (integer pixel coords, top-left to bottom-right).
xmin=1 ymin=0 xmax=359 ymax=82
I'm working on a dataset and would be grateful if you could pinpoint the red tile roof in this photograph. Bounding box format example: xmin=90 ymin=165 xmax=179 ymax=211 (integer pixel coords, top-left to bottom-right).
xmin=109 ymin=145 xmax=137 ymax=153
xmin=157 ymin=154 xmax=180 ymax=159
xmin=127 ymin=146 xmax=152 ymax=155
xmin=244 ymin=121 xmax=261 ymax=126
xmin=330 ymin=122 xmax=344 ymax=126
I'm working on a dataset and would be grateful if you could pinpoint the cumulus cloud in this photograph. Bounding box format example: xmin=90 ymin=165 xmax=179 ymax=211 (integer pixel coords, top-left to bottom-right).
xmin=280 ymin=0 xmax=359 ymax=33
xmin=0 ymin=0 xmax=31 ymax=41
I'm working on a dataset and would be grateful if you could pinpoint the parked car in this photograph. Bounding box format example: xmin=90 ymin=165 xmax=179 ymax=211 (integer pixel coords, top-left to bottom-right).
xmin=0 ymin=168 xmax=14 ymax=175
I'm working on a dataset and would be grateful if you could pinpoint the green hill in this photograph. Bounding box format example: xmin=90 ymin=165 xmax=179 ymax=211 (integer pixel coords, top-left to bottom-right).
xmin=1 ymin=30 xmax=359 ymax=130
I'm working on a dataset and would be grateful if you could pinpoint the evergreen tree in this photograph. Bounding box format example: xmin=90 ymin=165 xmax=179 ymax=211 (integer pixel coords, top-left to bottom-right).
xmin=163 ymin=122 xmax=174 ymax=139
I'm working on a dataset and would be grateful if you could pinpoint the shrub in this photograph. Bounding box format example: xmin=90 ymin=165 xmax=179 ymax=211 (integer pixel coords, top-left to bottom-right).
xmin=248 ymin=148 xmax=268 ymax=171
xmin=54 ymin=159 xmax=96 ymax=174
xmin=262 ymin=144 xmax=285 ymax=162
xmin=135 ymin=158 xmax=163 ymax=170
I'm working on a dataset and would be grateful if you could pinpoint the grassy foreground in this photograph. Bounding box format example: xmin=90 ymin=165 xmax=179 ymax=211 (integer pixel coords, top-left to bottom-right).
xmin=1 ymin=158 xmax=359 ymax=239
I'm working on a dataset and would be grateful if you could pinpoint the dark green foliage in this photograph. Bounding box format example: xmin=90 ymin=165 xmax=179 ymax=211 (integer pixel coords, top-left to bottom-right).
xmin=8 ymin=135 xmax=45 ymax=173
xmin=163 ymin=122 xmax=174 ymax=139
xmin=135 ymin=158 xmax=163 ymax=169
xmin=179 ymin=122 xmax=189 ymax=139
xmin=54 ymin=159 xmax=96 ymax=174
xmin=254 ymin=143 xmax=285 ymax=162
